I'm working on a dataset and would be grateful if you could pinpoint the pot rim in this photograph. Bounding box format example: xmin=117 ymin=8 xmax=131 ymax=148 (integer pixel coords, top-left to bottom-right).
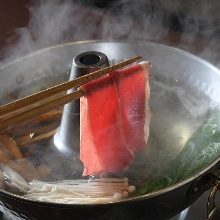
xmin=1 ymin=39 xmax=220 ymax=75
xmin=0 ymin=39 xmax=219 ymax=207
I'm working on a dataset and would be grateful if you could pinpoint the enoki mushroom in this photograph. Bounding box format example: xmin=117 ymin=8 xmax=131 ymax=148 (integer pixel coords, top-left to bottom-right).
xmin=0 ymin=108 xmax=136 ymax=204
xmin=25 ymin=178 xmax=136 ymax=204
xmin=0 ymin=57 xmax=143 ymax=204
xmin=0 ymin=163 xmax=136 ymax=204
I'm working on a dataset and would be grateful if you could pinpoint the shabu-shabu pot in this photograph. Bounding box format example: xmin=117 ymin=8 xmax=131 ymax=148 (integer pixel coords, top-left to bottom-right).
xmin=0 ymin=40 xmax=220 ymax=220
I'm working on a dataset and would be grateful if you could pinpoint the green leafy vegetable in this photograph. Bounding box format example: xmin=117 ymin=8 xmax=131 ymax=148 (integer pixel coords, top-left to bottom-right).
xmin=136 ymin=112 xmax=220 ymax=196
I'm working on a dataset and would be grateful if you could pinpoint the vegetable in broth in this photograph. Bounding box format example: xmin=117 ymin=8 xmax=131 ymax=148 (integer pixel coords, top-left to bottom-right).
xmin=136 ymin=112 xmax=220 ymax=195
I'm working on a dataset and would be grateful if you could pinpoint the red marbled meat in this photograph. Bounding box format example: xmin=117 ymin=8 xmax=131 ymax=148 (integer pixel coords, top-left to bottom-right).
xmin=80 ymin=75 xmax=134 ymax=176
xmin=80 ymin=61 xmax=151 ymax=176
xmin=109 ymin=62 xmax=150 ymax=152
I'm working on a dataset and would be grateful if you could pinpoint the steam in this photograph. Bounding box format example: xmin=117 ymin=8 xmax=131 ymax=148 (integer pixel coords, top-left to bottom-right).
xmin=151 ymin=80 xmax=210 ymax=119
xmin=1 ymin=0 xmax=103 ymax=63
xmin=1 ymin=0 xmax=220 ymax=67
xmin=0 ymin=0 xmax=219 ymax=124
xmin=100 ymin=1 xmax=168 ymax=41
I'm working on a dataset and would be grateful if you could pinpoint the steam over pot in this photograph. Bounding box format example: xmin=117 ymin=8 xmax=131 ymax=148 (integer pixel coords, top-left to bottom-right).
xmin=0 ymin=40 xmax=220 ymax=220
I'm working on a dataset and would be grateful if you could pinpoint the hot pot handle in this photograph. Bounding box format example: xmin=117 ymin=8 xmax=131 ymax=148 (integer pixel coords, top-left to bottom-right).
xmin=207 ymin=177 xmax=220 ymax=220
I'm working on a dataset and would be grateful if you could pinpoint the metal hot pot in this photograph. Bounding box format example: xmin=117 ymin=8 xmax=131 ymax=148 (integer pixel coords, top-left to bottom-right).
xmin=0 ymin=40 xmax=220 ymax=220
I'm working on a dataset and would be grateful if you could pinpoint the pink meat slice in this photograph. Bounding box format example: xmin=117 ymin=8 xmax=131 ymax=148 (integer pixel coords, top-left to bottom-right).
xmin=109 ymin=61 xmax=151 ymax=152
xmin=80 ymin=61 xmax=151 ymax=176
xmin=80 ymin=75 xmax=134 ymax=176
xmin=80 ymin=97 xmax=104 ymax=176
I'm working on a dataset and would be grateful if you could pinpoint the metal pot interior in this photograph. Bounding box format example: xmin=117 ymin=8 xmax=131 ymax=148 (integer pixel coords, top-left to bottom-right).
xmin=0 ymin=40 xmax=220 ymax=204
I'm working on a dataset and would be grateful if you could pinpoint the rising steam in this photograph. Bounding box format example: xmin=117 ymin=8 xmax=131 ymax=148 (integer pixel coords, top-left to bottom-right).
xmin=1 ymin=0 xmax=220 ymax=67
xmin=1 ymin=0 xmax=103 ymax=63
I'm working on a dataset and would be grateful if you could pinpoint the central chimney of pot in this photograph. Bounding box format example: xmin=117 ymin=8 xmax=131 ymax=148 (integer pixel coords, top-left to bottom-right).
xmin=53 ymin=51 xmax=110 ymax=155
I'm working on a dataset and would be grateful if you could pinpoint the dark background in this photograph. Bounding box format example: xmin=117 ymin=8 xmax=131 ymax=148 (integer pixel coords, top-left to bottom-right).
xmin=1 ymin=0 xmax=220 ymax=61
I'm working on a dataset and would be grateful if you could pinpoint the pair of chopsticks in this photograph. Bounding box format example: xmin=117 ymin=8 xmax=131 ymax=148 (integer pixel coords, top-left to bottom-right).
xmin=0 ymin=56 xmax=142 ymax=133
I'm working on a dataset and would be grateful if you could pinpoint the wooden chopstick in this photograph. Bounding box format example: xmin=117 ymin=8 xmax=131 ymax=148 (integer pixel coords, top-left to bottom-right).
xmin=0 ymin=90 xmax=84 ymax=133
xmin=0 ymin=55 xmax=141 ymax=119
xmin=0 ymin=56 xmax=142 ymax=132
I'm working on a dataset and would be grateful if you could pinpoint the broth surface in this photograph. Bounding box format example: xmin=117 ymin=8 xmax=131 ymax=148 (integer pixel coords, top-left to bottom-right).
xmin=0 ymin=72 xmax=219 ymax=203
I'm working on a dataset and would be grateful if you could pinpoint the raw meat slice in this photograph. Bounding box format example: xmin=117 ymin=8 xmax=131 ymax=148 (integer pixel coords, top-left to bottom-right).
xmin=80 ymin=97 xmax=104 ymax=176
xmin=109 ymin=61 xmax=151 ymax=152
xmin=80 ymin=61 xmax=151 ymax=176
xmin=80 ymin=75 xmax=134 ymax=176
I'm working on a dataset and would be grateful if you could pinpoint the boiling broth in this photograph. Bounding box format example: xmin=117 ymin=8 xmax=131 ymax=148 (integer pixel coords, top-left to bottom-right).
xmin=0 ymin=72 xmax=219 ymax=202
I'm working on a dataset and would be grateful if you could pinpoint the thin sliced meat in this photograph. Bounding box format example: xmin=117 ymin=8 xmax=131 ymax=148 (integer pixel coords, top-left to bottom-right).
xmin=80 ymin=75 xmax=134 ymax=176
xmin=109 ymin=61 xmax=151 ymax=152
xmin=80 ymin=97 xmax=104 ymax=176
xmin=80 ymin=61 xmax=151 ymax=176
